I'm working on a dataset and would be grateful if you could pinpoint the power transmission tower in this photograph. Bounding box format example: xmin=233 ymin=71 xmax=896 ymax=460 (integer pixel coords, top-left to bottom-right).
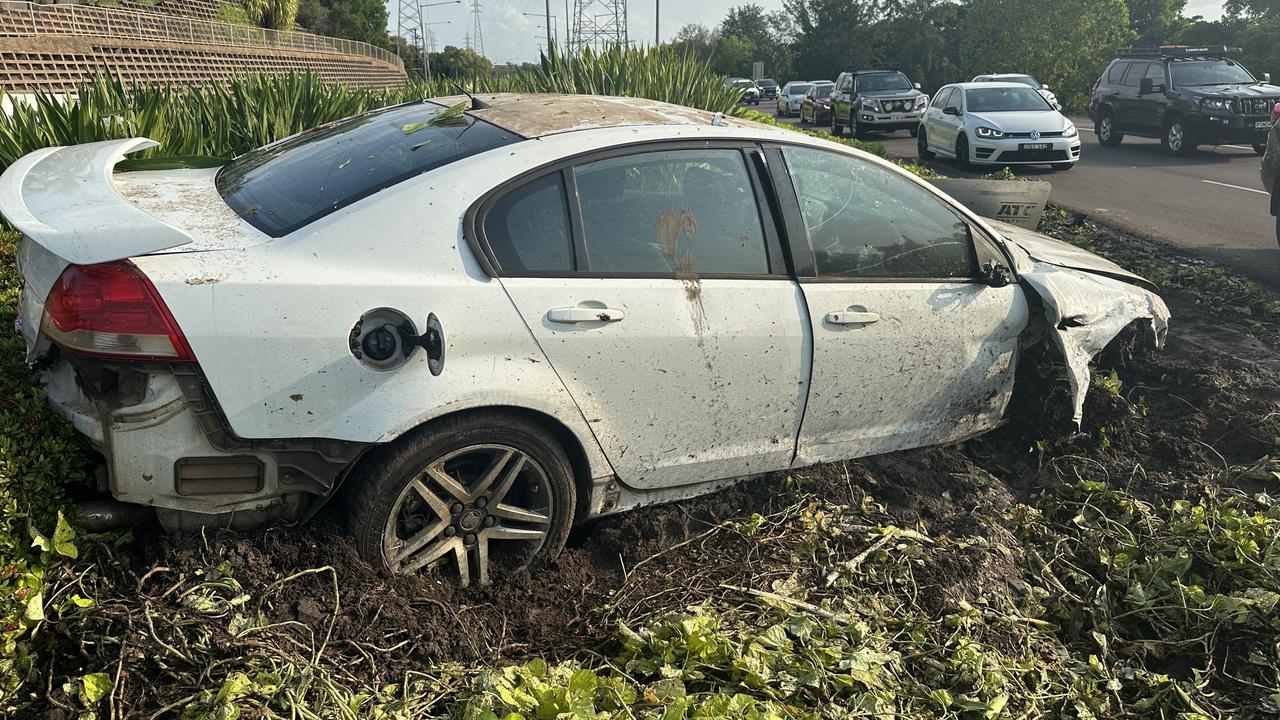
xmin=570 ymin=0 xmax=626 ymax=53
xmin=465 ymin=0 xmax=484 ymax=57
xmin=396 ymin=0 xmax=426 ymax=79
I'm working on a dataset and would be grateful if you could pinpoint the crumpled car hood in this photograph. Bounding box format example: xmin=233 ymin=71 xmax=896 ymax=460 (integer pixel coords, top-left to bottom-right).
xmin=990 ymin=220 xmax=1171 ymax=425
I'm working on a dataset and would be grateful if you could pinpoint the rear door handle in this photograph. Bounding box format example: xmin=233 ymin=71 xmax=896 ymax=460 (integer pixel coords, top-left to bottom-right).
xmin=547 ymin=306 xmax=625 ymax=324
xmin=826 ymin=310 xmax=880 ymax=325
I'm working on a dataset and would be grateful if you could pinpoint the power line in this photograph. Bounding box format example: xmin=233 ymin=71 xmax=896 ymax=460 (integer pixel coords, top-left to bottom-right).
xmin=571 ymin=0 xmax=627 ymax=53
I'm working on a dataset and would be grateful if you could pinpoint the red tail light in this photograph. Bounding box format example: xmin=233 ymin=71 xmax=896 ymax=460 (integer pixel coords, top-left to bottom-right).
xmin=41 ymin=261 xmax=195 ymax=362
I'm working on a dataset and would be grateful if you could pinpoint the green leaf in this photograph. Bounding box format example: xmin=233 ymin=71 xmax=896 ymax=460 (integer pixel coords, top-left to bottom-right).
xmin=52 ymin=512 xmax=78 ymax=559
xmin=81 ymin=672 xmax=112 ymax=705
xmin=24 ymin=590 xmax=44 ymax=622
xmin=69 ymin=594 xmax=94 ymax=609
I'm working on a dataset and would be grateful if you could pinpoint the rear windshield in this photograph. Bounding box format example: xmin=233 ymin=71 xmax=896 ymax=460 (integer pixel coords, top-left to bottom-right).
xmin=217 ymin=101 xmax=520 ymax=236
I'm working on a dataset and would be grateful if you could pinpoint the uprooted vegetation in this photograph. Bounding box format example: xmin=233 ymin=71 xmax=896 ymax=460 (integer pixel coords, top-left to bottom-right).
xmin=4 ymin=207 xmax=1280 ymax=717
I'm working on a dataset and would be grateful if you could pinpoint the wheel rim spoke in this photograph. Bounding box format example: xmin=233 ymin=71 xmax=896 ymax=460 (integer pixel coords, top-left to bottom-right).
xmin=485 ymin=524 xmax=547 ymax=542
xmin=491 ymin=502 xmax=550 ymax=525
xmin=410 ymin=477 xmax=451 ymax=517
xmin=388 ymin=517 xmax=448 ymax=567
xmin=469 ymin=448 xmax=517 ymax=497
xmin=400 ymin=536 xmax=461 ymax=575
xmin=474 ymin=536 xmax=491 ymax=586
xmin=426 ymin=465 xmax=471 ymax=501
xmin=486 ymin=454 xmax=527 ymax=504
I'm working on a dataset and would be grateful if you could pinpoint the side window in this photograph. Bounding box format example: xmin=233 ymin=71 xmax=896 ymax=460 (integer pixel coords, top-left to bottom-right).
xmin=574 ymin=149 xmax=770 ymax=275
xmin=1107 ymin=61 xmax=1129 ymax=85
xmin=781 ymin=146 xmax=976 ymax=279
xmin=1120 ymin=62 xmax=1144 ymax=87
xmin=933 ymin=87 xmax=953 ymax=108
xmin=484 ymin=172 xmax=574 ymax=272
xmin=1145 ymin=63 xmax=1166 ymax=85
xmin=946 ymin=89 xmax=963 ymax=111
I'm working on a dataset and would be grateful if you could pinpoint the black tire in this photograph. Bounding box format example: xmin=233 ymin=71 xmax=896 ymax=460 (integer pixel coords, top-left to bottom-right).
xmin=917 ymin=127 xmax=935 ymax=159
xmin=1162 ymin=116 xmax=1195 ymax=156
xmin=1275 ymin=212 xmax=1279 ymax=248
xmin=1096 ymin=110 xmax=1123 ymax=147
xmin=1254 ymin=142 xmax=1267 ymax=156
xmin=347 ymin=411 xmax=576 ymax=586
xmin=955 ymin=134 xmax=973 ymax=171
xmin=831 ymin=107 xmax=843 ymax=136
xmin=1051 ymin=162 xmax=1074 ymax=171
xmin=851 ymin=112 xmax=865 ymax=139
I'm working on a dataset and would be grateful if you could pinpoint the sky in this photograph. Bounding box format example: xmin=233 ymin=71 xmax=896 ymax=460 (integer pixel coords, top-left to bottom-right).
xmin=386 ymin=0 xmax=1229 ymax=67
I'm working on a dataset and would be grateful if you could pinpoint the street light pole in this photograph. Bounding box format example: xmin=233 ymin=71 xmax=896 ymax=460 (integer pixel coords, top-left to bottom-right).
xmin=655 ymin=0 xmax=659 ymax=45
xmin=545 ymin=0 xmax=553 ymax=52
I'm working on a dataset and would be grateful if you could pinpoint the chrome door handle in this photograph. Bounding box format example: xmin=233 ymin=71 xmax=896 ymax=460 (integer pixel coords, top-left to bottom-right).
xmin=547 ymin=307 xmax=625 ymax=324
xmin=826 ymin=310 xmax=880 ymax=325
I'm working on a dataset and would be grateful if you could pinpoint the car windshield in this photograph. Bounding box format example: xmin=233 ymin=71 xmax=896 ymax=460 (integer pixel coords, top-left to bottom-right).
xmin=815 ymin=85 xmax=833 ymax=99
xmin=965 ymin=87 xmax=1053 ymax=112
xmin=788 ymin=84 xmax=812 ymax=96
xmin=1170 ymin=60 xmax=1255 ymax=86
xmin=758 ymin=79 xmax=777 ymax=88
xmin=217 ymin=102 xmax=519 ymax=236
xmin=855 ymin=72 xmax=912 ymax=92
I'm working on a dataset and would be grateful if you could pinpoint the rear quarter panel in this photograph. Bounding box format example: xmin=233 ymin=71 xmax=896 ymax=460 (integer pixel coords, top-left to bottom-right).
xmin=132 ymin=147 xmax=609 ymax=476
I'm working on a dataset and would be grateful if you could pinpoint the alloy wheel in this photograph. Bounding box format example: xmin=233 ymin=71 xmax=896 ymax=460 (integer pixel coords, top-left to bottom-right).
xmin=1099 ymin=116 xmax=1111 ymax=142
xmin=1167 ymin=122 xmax=1183 ymax=152
xmin=382 ymin=444 xmax=552 ymax=586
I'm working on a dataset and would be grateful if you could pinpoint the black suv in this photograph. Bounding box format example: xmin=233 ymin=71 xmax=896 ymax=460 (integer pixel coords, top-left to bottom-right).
xmin=1088 ymin=46 xmax=1279 ymax=156
xmin=829 ymin=69 xmax=927 ymax=138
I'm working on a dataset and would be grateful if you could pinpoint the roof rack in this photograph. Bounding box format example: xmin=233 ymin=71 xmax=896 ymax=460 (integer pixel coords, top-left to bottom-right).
xmin=1120 ymin=45 xmax=1242 ymax=59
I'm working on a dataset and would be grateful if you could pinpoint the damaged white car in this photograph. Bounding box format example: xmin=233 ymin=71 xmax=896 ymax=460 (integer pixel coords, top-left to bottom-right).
xmin=1 ymin=94 xmax=1169 ymax=586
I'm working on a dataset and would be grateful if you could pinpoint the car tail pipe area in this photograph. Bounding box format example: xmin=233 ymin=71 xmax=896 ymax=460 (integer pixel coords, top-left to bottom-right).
xmin=75 ymin=499 xmax=157 ymax=532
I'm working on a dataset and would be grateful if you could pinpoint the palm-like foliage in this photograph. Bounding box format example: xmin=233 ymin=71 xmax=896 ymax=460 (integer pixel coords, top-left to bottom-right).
xmin=0 ymin=43 xmax=742 ymax=170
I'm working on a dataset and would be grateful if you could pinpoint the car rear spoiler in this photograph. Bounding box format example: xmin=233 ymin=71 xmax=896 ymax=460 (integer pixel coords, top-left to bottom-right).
xmin=0 ymin=137 xmax=193 ymax=265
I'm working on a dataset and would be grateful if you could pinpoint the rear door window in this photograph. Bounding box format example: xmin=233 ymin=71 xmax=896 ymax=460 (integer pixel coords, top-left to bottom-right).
xmin=573 ymin=149 xmax=770 ymax=275
xmin=218 ymin=102 xmax=520 ymax=236
xmin=483 ymin=172 xmax=574 ymax=272
xmin=1120 ymin=62 xmax=1145 ymax=87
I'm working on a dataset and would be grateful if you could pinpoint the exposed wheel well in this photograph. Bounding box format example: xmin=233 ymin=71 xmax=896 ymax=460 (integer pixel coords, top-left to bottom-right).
xmin=327 ymin=406 xmax=599 ymax=525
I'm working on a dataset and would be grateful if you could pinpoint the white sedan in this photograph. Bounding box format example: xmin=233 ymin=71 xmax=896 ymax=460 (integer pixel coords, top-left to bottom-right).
xmin=2 ymin=94 xmax=1165 ymax=586
xmin=918 ymin=82 xmax=1082 ymax=171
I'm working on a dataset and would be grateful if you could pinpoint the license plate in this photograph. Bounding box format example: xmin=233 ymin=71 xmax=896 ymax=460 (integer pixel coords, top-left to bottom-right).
xmin=891 ymin=114 xmax=905 ymax=121
xmin=1256 ymin=121 xmax=1273 ymax=129
xmin=1020 ymin=143 xmax=1051 ymax=151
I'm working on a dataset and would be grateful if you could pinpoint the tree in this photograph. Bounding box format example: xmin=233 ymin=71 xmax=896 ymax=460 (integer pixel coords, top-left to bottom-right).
xmin=429 ymin=46 xmax=494 ymax=81
xmin=295 ymin=0 xmax=392 ymax=48
xmin=1225 ymin=0 xmax=1280 ymax=15
xmin=671 ymin=24 xmax=716 ymax=63
xmin=782 ymin=0 xmax=881 ymax=81
xmin=960 ymin=0 xmax=1132 ymax=110
xmin=243 ymin=0 xmax=299 ymax=31
xmin=718 ymin=4 xmax=795 ymax=79
xmin=1126 ymin=0 xmax=1187 ymax=43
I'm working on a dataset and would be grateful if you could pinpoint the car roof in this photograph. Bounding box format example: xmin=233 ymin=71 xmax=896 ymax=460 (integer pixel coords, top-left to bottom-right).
xmin=976 ymin=73 xmax=1033 ymax=79
xmin=430 ymin=93 xmax=759 ymax=139
xmin=949 ymin=82 xmax=1031 ymax=90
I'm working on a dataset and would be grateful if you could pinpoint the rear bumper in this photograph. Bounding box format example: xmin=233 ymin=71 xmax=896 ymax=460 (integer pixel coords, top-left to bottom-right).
xmin=41 ymin=357 xmax=367 ymax=528
xmin=1188 ymin=113 xmax=1271 ymax=144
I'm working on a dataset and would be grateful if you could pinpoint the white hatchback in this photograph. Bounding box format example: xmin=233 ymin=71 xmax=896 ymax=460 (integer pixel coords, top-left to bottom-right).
xmin=2 ymin=94 xmax=1164 ymax=586
xmin=919 ymin=82 xmax=1082 ymax=171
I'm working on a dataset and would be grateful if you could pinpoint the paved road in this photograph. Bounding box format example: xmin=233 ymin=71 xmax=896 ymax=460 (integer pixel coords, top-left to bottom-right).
xmin=765 ymin=105 xmax=1280 ymax=288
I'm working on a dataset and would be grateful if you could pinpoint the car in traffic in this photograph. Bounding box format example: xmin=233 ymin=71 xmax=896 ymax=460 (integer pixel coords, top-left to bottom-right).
xmin=971 ymin=73 xmax=1059 ymax=109
xmin=757 ymin=78 xmax=779 ymax=101
xmin=799 ymin=82 xmax=834 ymax=125
xmin=918 ymin=82 xmax=1081 ymax=170
xmin=777 ymin=81 xmax=812 ymax=117
xmin=0 ymin=94 xmax=1168 ymax=587
xmin=830 ymin=69 xmax=928 ymax=138
xmin=1263 ymin=103 xmax=1280 ymax=245
xmin=726 ymin=77 xmax=761 ymax=105
xmin=1089 ymin=46 xmax=1280 ymax=156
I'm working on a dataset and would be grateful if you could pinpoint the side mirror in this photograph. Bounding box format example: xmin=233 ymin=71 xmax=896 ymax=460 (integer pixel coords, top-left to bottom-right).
xmin=1041 ymin=84 xmax=1050 ymax=91
xmin=1139 ymin=77 xmax=1154 ymax=95
xmin=942 ymin=106 xmax=961 ymax=116
xmin=981 ymin=261 xmax=1013 ymax=288
xmin=914 ymin=82 xmax=922 ymax=90
xmin=1265 ymin=72 xmax=1272 ymax=84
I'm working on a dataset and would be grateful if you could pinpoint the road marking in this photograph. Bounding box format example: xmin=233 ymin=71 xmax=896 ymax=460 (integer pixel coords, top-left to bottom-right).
xmin=1201 ymin=179 xmax=1269 ymax=195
